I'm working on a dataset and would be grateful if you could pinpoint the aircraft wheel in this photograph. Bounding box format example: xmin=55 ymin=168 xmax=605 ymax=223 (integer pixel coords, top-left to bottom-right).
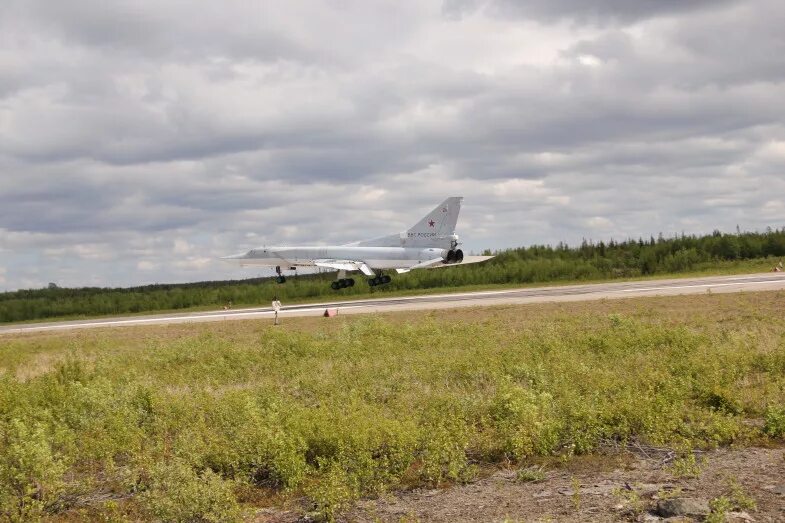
xmin=339 ymin=278 xmax=349 ymax=288
xmin=381 ymin=275 xmax=392 ymax=284
xmin=446 ymin=250 xmax=455 ymax=263
xmin=276 ymin=276 xmax=286 ymax=284
xmin=367 ymin=278 xmax=376 ymax=287
xmin=455 ymin=249 xmax=464 ymax=263
xmin=331 ymin=281 xmax=341 ymax=290
xmin=347 ymin=278 xmax=355 ymax=287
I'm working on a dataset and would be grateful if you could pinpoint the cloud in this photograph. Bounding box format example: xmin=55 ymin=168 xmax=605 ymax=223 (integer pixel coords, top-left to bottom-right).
xmin=443 ymin=0 xmax=738 ymax=24
xmin=137 ymin=261 xmax=158 ymax=272
xmin=1 ymin=0 xmax=784 ymax=290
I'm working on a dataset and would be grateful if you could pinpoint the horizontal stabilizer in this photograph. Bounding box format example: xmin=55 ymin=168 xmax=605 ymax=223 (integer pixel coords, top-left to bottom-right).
xmin=398 ymin=255 xmax=494 ymax=273
xmin=429 ymin=255 xmax=495 ymax=269
xmin=459 ymin=255 xmax=494 ymax=264
xmin=396 ymin=257 xmax=445 ymax=274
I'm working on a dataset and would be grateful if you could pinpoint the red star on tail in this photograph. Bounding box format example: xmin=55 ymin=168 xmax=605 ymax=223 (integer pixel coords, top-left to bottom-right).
xmin=428 ymin=220 xmax=435 ymax=227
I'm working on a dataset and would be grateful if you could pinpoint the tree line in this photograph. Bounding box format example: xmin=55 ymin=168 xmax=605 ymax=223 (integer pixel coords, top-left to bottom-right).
xmin=2 ymin=227 xmax=784 ymax=323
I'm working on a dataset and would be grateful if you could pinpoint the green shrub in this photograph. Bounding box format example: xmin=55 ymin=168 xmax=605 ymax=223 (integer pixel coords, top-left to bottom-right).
xmin=191 ymin=395 xmax=308 ymax=489
xmin=417 ymin=403 xmax=474 ymax=485
xmin=0 ymin=419 xmax=68 ymax=522
xmin=489 ymin=381 xmax=560 ymax=460
xmin=304 ymin=460 xmax=355 ymax=522
xmin=763 ymin=405 xmax=785 ymax=438
xmin=140 ymin=460 xmax=241 ymax=523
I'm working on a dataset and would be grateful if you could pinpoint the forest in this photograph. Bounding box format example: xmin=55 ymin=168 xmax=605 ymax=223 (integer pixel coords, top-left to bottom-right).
xmin=2 ymin=227 xmax=784 ymax=323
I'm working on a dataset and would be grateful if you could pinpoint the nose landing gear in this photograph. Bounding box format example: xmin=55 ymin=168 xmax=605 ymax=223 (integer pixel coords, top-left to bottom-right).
xmin=275 ymin=266 xmax=286 ymax=284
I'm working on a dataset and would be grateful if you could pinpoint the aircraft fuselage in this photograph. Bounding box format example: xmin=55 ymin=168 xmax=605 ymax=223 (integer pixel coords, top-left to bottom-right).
xmin=227 ymin=246 xmax=447 ymax=270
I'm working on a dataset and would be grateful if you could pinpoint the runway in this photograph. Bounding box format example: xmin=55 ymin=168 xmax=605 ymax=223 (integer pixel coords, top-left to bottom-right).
xmin=2 ymin=272 xmax=784 ymax=335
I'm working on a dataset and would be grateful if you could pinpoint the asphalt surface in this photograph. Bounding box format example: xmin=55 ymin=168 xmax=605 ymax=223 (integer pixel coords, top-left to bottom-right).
xmin=2 ymin=272 xmax=784 ymax=335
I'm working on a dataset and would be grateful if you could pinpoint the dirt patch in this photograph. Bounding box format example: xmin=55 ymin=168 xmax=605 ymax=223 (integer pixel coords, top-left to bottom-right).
xmin=252 ymin=446 xmax=785 ymax=522
xmin=341 ymin=447 xmax=785 ymax=523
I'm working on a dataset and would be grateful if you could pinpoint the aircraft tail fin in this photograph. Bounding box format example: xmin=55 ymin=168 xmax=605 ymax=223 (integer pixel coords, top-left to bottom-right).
xmin=407 ymin=197 xmax=462 ymax=240
xmin=352 ymin=196 xmax=463 ymax=248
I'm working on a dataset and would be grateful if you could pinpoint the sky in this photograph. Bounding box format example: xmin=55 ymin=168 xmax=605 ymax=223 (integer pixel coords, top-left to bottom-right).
xmin=1 ymin=0 xmax=784 ymax=290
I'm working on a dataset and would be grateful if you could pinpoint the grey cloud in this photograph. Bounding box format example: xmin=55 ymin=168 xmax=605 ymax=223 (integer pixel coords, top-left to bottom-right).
xmin=667 ymin=0 xmax=785 ymax=86
xmin=5 ymin=0 xmax=423 ymax=68
xmin=443 ymin=0 xmax=738 ymax=24
xmin=560 ymin=1 xmax=785 ymax=89
xmin=5 ymin=1 xmax=317 ymax=64
xmin=2 ymin=0 xmax=785 ymax=289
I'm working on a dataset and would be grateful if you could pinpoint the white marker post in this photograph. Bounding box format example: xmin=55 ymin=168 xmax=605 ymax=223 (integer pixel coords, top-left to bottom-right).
xmin=272 ymin=298 xmax=282 ymax=325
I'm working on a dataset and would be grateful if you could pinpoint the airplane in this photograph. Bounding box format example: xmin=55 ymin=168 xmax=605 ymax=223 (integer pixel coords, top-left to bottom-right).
xmin=221 ymin=197 xmax=493 ymax=290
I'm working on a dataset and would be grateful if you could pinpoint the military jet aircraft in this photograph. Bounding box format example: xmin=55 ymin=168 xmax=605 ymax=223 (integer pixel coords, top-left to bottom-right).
xmin=222 ymin=197 xmax=493 ymax=290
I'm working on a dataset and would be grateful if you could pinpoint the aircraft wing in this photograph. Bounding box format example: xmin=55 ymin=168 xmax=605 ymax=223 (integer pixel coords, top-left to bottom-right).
xmin=313 ymin=259 xmax=375 ymax=276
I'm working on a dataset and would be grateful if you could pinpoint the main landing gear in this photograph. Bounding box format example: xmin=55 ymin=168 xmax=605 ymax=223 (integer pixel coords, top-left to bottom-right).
xmin=331 ymin=270 xmax=355 ymax=291
xmin=444 ymin=249 xmax=464 ymax=264
xmin=368 ymin=273 xmax=392 ymax=287
xmin=331 ymin=278 xmax=355 ymax=290
xmin=330 ymin=270 xmax=391 ymax=290
xmin=330 ymin=272 xmax=391 ymax=290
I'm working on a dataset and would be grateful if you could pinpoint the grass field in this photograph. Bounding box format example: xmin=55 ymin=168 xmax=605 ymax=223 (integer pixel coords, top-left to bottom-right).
xmin=1 ymin=291 xmax=784 ymax=521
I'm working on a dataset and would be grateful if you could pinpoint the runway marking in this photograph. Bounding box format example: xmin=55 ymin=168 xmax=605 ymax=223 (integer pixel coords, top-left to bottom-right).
xmin=620 ymin=279 xmax=778 ymax=293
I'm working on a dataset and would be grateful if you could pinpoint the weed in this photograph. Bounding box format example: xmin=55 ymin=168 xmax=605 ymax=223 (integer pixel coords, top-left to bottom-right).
xmin=670 ymin=453 xmax=702 ymax=478
xmin=706 ymin=495 xmax=733 ymax=523
xmin=656 ymin=486 xmax=683 ymax=500
xmin=612 ymin=486 xmax=644 ymax=516
xmin=93 ymin=500 xmax=126 ymax=523
xmin=570 ymin=477 xmax=581 ymax=511
xmin=727 ymin=478 xmax=757 ymax=511
xmin=516 ymin=466 xmax=546 ymax=483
